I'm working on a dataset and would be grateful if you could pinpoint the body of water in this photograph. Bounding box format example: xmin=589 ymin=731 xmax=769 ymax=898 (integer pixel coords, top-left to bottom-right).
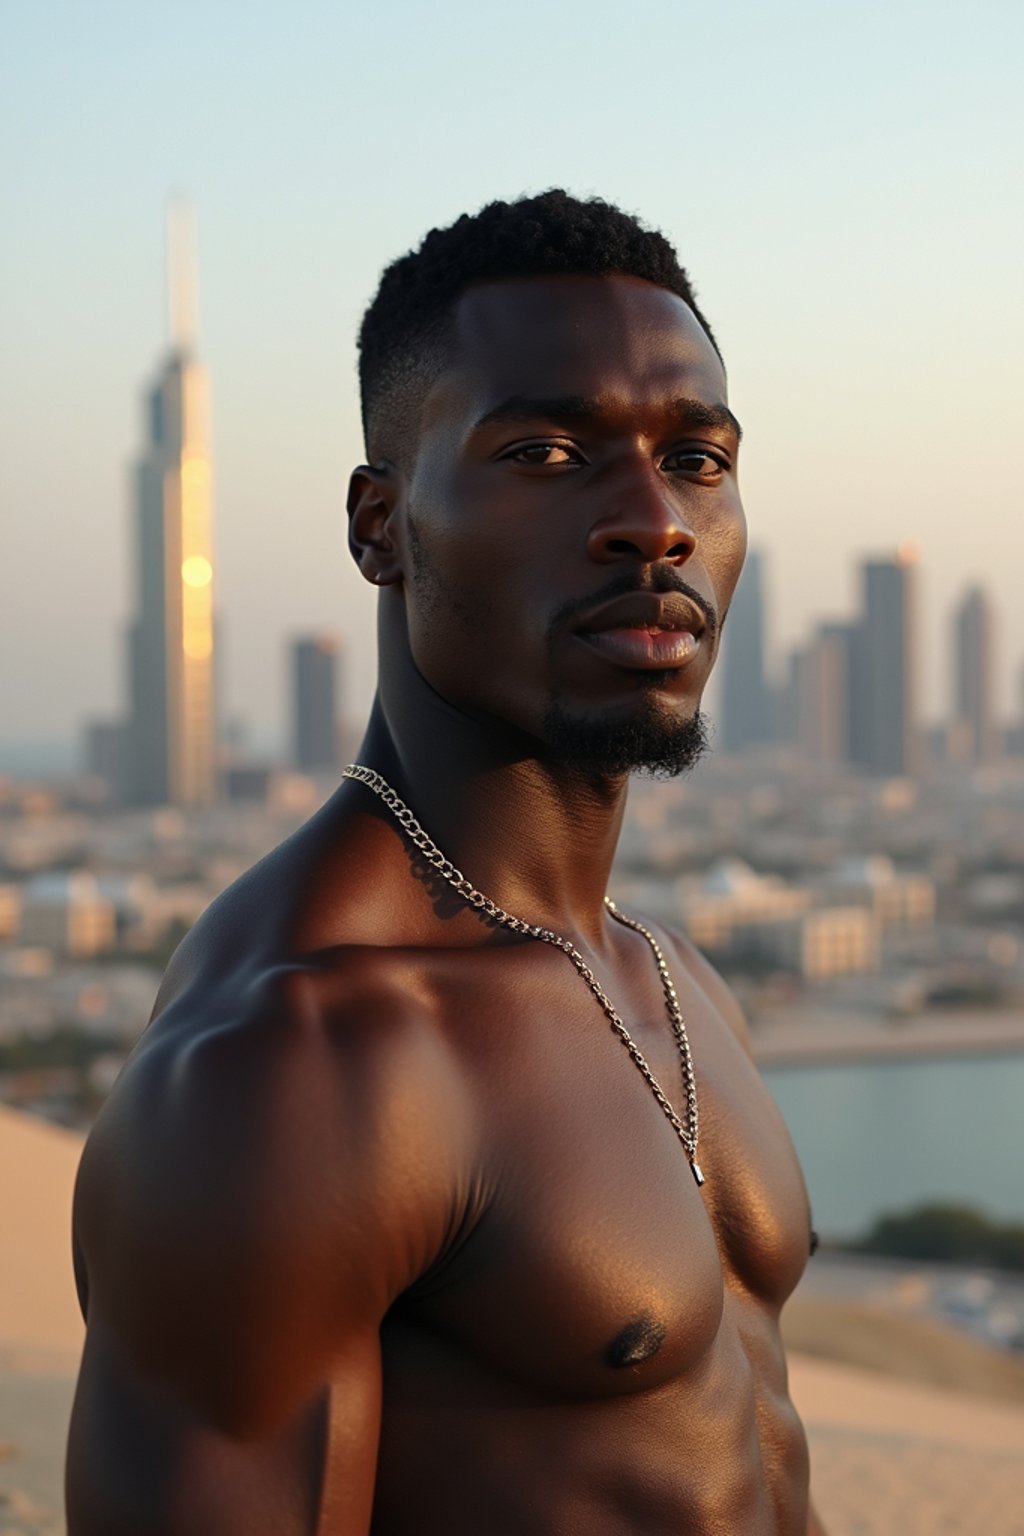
xmin=761 ymin=1051 xmax=1024 ymax=1240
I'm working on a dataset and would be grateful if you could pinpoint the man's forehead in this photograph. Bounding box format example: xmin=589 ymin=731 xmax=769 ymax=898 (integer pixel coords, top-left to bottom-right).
xmin=423 ymin=273 xmax=727 ymax=433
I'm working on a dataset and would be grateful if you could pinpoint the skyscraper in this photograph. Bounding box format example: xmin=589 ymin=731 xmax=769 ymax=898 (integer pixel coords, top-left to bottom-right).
xmin=291 ymin=634 xmax=340 ymax=772
xmin=125 ymin=205 xmax=216 ymax=808
xmin=953 ymin=585 xmax=996 ymax=765
xmin=720 ymin=548 xmax=770 ymax=752
xmin=848 ymin=548 xmax=918 ymax=777
xmin=791 ymin=624 xmax=850 ymax=764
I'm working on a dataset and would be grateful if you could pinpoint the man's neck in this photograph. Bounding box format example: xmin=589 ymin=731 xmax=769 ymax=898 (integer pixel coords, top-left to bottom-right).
xmin=353 ymin=685 xmax=629 ymax=955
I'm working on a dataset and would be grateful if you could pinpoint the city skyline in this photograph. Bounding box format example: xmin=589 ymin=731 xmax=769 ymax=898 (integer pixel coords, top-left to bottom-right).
xmin=93 ymin=502 xmax=1024 ymax=787
xmin=718 ymin=544 xmax=1024 ymax=773
xmin=14 ymin=512 xmax=1024 ymax=777
xmin=79 ymin=247 xmax=1024 ymax=784
xmin=9 ymin=207 xmax=1024 ymax=771
xmin=3 ymin=2 xmax=1021 ymax=754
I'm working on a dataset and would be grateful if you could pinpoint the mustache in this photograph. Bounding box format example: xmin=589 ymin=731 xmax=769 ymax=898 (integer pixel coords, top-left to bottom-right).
xmin=548 ymin=570 xmax=719 ymax=643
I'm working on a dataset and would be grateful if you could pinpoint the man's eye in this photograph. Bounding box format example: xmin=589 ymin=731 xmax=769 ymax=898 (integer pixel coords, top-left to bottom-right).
xmin=663 ymin=449 xmax=727 ymax=478
xmin=506 ymin=442 xmax=581 ymax=467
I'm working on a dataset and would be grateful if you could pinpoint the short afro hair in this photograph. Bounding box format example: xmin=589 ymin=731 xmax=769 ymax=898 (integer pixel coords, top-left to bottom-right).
xmin=358 ymin=189 xmax=719 ymax=466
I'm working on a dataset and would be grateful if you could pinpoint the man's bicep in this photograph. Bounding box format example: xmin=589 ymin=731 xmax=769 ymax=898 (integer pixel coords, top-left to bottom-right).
xmin=66 ymin=1318 xmax=382 ymax=1536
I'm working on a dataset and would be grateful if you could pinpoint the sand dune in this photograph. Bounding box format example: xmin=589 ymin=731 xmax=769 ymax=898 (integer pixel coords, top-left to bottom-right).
xmin=790 ymin=1355 xmax=1024 ymax=1532
xmin=0 ymin=1106 xmax=84 ymax=1367
xmin=784 ymin=1294 xmax=1024 ymax=1407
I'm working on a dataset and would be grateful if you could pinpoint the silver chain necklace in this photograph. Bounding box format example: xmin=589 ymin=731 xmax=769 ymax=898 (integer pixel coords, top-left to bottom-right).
xmin=342 ymin=764 xmax=704 ymax=1186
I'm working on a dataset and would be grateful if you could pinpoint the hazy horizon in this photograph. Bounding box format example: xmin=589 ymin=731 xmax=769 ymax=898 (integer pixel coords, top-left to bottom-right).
xmin=3 ymin=0 xmax=1022 ymax=750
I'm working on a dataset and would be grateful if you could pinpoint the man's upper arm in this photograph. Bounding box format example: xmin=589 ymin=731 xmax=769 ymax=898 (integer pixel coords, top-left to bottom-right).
xmin=67 ymin=1316 xmax=382 ymax=1536
xmin=66 ymin=967 xmax=472 ymax=1534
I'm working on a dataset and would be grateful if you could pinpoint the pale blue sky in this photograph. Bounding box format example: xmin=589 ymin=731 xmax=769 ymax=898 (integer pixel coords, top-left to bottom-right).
xmin=2 ymin=0 xmax=1022 ymax=748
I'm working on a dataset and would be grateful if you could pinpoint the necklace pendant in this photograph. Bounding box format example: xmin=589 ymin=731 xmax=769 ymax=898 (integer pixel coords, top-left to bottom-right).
xmin=691 ymin=1160 xmax=705 ymax=1187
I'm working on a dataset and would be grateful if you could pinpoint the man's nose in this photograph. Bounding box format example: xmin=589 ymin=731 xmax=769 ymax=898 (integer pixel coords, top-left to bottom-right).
xmin=586 ymin=468 xmax=696 ymax=566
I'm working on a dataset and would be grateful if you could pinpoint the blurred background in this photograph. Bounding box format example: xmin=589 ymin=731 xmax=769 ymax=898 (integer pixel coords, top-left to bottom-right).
xmin=2 ymin=2 xmax=1023 ymax=1531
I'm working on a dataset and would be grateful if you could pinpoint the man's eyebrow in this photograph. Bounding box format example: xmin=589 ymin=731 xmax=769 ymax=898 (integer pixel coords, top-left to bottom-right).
xmin=471 ymin=394 xmax=742 ymax=442
xmin=472 ymin=395 xmax=596 ymax=431
xmin=673 ymin=399 xmax=743 ymax=443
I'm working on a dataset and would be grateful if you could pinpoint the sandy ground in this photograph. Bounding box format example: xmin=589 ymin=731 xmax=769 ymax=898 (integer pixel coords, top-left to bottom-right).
xmin=791 ymin=1355 xmax=1024 ymax=1534
xmin=0 ymin=1368 xmax=74 ymax=1536
xmin=0 ymin=1105 xmax=82 ymax=1533
xmin=0 ymin=1108 xmax=84 ymax=1361
xmin=3 ymin=1104 xmax=1024 ymax=1533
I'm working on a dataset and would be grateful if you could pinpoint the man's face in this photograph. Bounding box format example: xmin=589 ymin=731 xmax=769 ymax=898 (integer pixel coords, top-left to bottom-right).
xmin=395 ymin=274 xmax=747 ymax=775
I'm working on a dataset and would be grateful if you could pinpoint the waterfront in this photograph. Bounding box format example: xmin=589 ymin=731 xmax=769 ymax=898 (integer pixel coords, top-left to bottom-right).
xmin=762 ymin=1050 xmax=1024 ymax=1240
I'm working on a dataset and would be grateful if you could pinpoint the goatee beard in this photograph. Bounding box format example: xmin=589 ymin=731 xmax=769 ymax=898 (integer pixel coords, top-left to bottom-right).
xmin=542 ymin=696 xmax=711 ymax=779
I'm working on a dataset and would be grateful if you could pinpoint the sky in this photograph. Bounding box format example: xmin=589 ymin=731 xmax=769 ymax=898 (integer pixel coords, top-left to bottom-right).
xmin=2 ymin=0 xmax=1022 ymax=757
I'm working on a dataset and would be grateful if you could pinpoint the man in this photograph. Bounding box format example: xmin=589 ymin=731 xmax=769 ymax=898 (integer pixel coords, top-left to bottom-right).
xmin=67 ymin=190 xmax=825 ymax=1534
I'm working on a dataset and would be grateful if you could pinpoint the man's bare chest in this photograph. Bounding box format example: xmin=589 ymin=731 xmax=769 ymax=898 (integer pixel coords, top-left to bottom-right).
xmin=383 ymin=940 xmax=812 ymax=1400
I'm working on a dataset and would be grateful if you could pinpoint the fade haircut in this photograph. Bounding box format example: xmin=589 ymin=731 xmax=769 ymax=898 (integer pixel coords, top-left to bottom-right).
xmin=357 ymin=189 xmax=719 ymax=467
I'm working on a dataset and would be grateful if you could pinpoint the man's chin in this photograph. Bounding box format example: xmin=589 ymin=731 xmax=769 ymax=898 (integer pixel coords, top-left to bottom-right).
xmin=541 ymin=698 xmax=711 ymax=779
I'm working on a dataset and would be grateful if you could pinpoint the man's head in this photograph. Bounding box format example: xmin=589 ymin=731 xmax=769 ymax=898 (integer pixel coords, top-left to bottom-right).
xmin=349 ymin=191 xmax=746 ymax=779
xmin=358 ymin=189 xmax=719 ymax=472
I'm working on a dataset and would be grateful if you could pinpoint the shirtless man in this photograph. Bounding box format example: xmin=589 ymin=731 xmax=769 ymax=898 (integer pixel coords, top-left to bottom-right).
xmin=67 ymin=190 xmax=825 ymax=1534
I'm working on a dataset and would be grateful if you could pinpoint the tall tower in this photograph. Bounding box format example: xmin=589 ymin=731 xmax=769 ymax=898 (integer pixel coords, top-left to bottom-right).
xmin=126 ymin=203 xmax=216 ymax=808
xmin=291 ymin=635 xmax=341 ymax=772
xmin=953 ymin=585 xmax=996 ymax=765
xmin=791 ymin=623 xmax=850 ymax=765
xmin=720 ymin=548 xmax=770 ymax=752
xmin=849 ymin=547 xmax=918 ymax=777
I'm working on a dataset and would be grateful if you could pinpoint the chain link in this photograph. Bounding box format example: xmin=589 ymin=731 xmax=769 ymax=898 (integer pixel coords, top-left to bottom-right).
xmin=342 ymin=763 xmax=704 ymax=1186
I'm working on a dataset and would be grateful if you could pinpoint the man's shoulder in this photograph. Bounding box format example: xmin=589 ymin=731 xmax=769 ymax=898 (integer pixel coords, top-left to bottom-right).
xmin=75 ymin=952 xmax=482 ymax=1400
xmin=84 ymin=782 xmax=482 ymax=1262
xmin=147 ymin=794 xmax=433 ymax=1017
xmin=82 ymin=946 xmax=472 ymax=1218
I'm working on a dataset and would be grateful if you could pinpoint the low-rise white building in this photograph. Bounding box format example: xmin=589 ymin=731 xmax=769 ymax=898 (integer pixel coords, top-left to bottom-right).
xmin=732 ymin=906 xmax=879 ymax=981
xmin=819 ymin=855 xmax=935 ymax=929
xmin=20 ymin=872 xmax=116 ymax=958
xmin=678 ymin=860 xmax=810 ymax=952
xmin=678 ymin=861 xmax=880 ymax=980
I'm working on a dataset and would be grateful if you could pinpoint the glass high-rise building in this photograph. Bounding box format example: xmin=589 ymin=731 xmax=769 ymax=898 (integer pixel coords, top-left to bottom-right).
xmin=126 ymin=206 xmax=216 ymax=808
xmin=291 ymin=635 xmax=340 ymax=772
xmin=848 ymin=549 xmax=918 ymax=777
xmin=791 ymin=623 xmax=851 ymax=765
xmin=953 ymin=585 xmax=996 ymax=765
xmin=720 ymin=548 xmax=771 ymax=752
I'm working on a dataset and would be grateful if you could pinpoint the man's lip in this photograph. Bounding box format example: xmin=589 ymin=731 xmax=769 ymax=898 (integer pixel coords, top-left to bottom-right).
xmin=578 ymin=627 xmax=701 ymax=671
xmin=574 ymin=591 xmax=709 ymax=638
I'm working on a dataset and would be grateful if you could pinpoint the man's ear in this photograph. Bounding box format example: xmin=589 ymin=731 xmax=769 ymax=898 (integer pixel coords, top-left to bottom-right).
xmin=346 ymin=464 xmax=404 ymax=586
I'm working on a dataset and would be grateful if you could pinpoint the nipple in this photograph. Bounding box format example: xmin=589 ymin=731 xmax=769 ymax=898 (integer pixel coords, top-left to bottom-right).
xmin=606 ymin=1316 xmax=667 ymax=1369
